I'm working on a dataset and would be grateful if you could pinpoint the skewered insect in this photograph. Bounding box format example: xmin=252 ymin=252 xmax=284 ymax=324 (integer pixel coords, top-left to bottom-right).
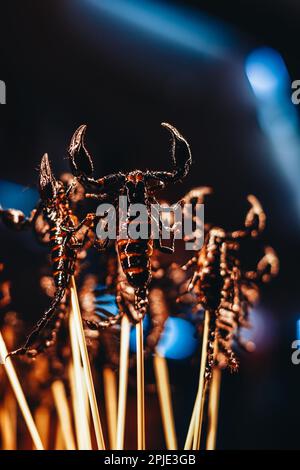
xmin=2 ymin=154 xmax=97 ymax=357
xmin=180 ymin=191 xmax=279 ymax=380
xmin=68 ymin=122 xmax=192 ymax=322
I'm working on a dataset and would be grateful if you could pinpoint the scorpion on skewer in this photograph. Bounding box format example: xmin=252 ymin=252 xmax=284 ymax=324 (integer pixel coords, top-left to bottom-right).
xmin=68 ymin=122 xmax=192 ymax=325
xmin=80 ymin=248 xmax=171 ymax=364
xmin=79 ymin=253 xmax=135 ymax=368
xmin=0 ymin=154 xmax=97 ymax=357
xmin=179 ymin=189 xmax=279 ymax=380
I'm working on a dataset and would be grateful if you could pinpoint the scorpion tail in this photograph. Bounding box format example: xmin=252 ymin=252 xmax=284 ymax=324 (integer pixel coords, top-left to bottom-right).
xmin=7 ymin=287 xmax=65 ymax=359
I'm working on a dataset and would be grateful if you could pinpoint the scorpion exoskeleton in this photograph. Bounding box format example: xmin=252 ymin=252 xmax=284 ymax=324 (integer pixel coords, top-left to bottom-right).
xmin=0 ymin=154 xmax=97 ymax=357
xmin=179 ymin=189 xmax=279 ymax=380
xmin=68 ymin=122 xmax=192 ymax=323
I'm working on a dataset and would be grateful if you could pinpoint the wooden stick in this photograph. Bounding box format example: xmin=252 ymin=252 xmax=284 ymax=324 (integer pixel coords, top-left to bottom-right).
xmin=82 ymin=367 xmax=91 ymax=426
xmin=184 ymin=388 xmax=200 ymax=450
xmin=0 ymin=406 xmax=13 ymax=449
xmin=103 ymin=367 xmax=118 ymax=449
xmin=0 ymin=391 xmax=17 ymax=449
xmin=69 ymin=314 xmax=92 ymax=450
xmin=192 ymin=309 xmax=210 ymax=450
xmin=34 ymin=405 xmax=50 ymax=449
xmin=70 ymin=276 xmax=105 ymax=450
xmin=153 ymin=353 xmax=177 ymax=450
xmin=51 ymin=380 xmax=76 ymax=450
xmin=196 ymin=384 xmax=207 ymax=448
xmin=0 ymin=331 xmax=44 ymax=450
xmin=136 ymin=320 xmax=145 ymax=450
xmin=116 ymin=314 xmax=130 ymax=450
xmin=54 ymin=422 xmax=65 ymax=450
xmin=6 ymin=391 xmax=17 ymax=450
xmin=185 ymin=381 xmax=208 ymax=451
xmin=7 ymin=391 xmax=17 ymax=450
xmin=68 ymin=363 xmax=80 ymax=448
xmin=206 ymin=366 xmax=221 ymax=450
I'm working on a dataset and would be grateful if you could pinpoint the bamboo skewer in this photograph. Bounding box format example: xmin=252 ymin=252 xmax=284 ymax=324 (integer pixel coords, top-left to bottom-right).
xmin=51 ymin=380 xmax=76 ymax=450
xmin=34 ymin=405 xmax=50 ymax=449
xmin=82 ymin=367 xmax=91 ymax=426
xmin=136 ymin=319 xmax=145 ymax=450
xmin=68 ymin=364 xmax=81 ymax=449
xmin=69 ymin=314 xmax=92 ymax=450
xmin=184 ymin=382 xmax=207 ymax=451
xmin=6 ymin=391 xmax=17 ymax=449
xmin=192 ymin=309 xmax=210 ymax=450
xmin=153 ymin=353 xmax=177 ymax=450
xmin=54 ymin=422 xmax=65 ymax=450
xmin=70 ymin=276 xmax=105 ymax=450
xmin=206 ymin=365 xmax=221 ymax=450
xmin=103 ymin=367 xmax=118 ymax=449
xmin=0 ymin=331 xmax=44 ymax=450
xmin=6 ymin=391 xmax=17 ymax=450
xmin=0 ymin=391 xmax=17 ymax=449
xmin=184 ymin=388 xmax=200 ymax=450
xmin=0 ymin=406 xmax=14 ymax=449
xmin=195 ymin=384 xmax=207 ymax=449
xmin=116 ymin=314 xmax=131 ymax=450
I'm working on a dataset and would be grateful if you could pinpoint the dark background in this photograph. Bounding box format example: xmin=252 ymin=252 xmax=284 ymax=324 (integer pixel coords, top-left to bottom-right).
xmin=0 ymin=0 xmax=299 ymax=449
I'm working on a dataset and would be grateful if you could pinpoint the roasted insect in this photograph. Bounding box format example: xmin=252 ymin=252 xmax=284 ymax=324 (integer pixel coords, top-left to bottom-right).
xmin=2 ymin=154 xmax=97 ymax=357
xmin=180 ymin=192 xmax=279 ymax=380
xmin=68 ymin=122 xmax=192 ymax=322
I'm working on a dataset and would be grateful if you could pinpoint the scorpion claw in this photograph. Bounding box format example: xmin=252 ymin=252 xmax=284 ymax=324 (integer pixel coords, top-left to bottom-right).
xmin=68 ymin=124 xmax=94 ymax=177
xmin=39 ymin=153 xmax=57 ymax=201
xmin=145 ymin=123 xmax=192 ymax=184
xmin=161 ymin=122 xmax=192 ymax=182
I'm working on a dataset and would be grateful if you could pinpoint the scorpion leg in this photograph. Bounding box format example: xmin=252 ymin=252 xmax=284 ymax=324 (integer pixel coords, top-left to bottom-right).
xmin=61 ymin=212 xmax=96 ymax=234
xmin=34 ymin=308 xmax=66 ymax=356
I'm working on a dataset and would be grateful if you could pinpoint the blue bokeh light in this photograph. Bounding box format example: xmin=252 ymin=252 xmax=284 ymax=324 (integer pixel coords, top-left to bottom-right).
xmin=0 ymin=180 xmax=38 ymax=215
xmin=297 ymin=318 xmax=300 ymax=343
xmin=156 ymin=317 xmax=199 ymax=360
xmin=245 ymin=47 xmax=300 ymax=220
xmin=246 ymin=47 xmax=289 ymax=98
xmin=84 ymin=0 xmax=234 ymax=59
xmin=94 ymin=284 xmax=119 ymax=317
xmin=130 ymin=316 xmax=199 ymax=360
